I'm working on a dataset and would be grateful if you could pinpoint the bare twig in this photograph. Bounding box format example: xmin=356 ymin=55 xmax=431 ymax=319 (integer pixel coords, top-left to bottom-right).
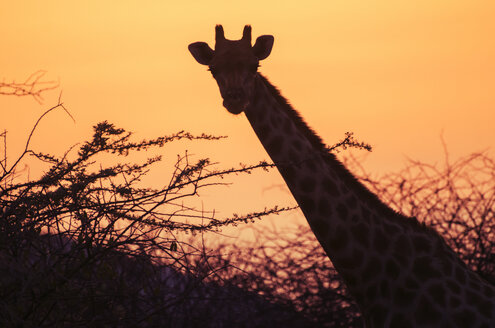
xmin=0 ymin=71 xmax=59 ymax=103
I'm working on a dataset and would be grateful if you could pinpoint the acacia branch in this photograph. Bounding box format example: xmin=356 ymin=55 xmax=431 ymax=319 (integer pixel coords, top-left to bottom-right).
xmin=0 ymin=71 xmax=59 ymax=103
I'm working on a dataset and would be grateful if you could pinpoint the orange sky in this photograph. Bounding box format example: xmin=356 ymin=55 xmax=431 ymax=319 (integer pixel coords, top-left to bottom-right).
xmin=1 ymin=1 xmax=494 ymax=225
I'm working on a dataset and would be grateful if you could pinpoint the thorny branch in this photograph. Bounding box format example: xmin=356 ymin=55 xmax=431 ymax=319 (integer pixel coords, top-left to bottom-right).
xmin=0 ymin=70 xmax=59 ymax=103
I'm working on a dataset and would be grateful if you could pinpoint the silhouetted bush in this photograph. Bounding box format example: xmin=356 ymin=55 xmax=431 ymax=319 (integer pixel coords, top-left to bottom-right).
xmin=0 ymin=97 xmax=302 ymax=326
xmin=206 ymin=225 xmax=362 ymax=327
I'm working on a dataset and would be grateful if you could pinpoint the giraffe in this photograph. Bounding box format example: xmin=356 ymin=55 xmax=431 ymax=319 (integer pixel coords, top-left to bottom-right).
xmin=188 ymin=25 xmax=495 ymax=327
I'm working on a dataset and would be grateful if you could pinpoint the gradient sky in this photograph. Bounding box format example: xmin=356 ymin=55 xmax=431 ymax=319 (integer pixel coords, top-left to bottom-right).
xmin=1 ymin=1 xmax=494 ymax=222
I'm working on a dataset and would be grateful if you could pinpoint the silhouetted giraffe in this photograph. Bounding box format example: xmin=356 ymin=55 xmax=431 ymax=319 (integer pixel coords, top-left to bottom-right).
xmin=188 ymin=25 xmax=495 ymax=327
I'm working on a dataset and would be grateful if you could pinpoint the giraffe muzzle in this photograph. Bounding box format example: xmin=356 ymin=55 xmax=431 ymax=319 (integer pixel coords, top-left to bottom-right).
xmin=223 ymin=98 xmax=248 ymax=114
xmin=222 ymin=89 xmax=249 ymax=114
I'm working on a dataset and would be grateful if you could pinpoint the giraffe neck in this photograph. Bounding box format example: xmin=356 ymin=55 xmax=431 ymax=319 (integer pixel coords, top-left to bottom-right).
xmin=244 ymin=74 xmax=401 ymax=281
xmin=243 ymin=74 xmax=495 ymax=325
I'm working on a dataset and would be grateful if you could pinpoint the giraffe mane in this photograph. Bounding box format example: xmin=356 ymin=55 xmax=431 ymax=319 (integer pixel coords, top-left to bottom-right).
xmin=257 ymin=73 xmax=448 ymax=239
xmin=257 ymin=74 xmax=327 ymax=151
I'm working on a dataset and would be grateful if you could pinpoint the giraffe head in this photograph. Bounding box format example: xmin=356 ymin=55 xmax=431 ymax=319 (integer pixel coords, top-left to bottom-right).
xmin=188 ymin=25 xmax=274 ymax=114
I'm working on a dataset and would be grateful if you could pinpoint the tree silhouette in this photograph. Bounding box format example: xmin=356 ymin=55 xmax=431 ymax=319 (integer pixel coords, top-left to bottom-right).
xmin=0 ymin=75 xmax=308 ymax=325
xmin=0 ymin=107 xmax=305 ymax=325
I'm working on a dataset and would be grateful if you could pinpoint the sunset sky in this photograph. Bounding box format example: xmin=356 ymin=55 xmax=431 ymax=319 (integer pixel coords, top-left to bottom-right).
xmin=1 ymin=1 xmax=494 ymax=224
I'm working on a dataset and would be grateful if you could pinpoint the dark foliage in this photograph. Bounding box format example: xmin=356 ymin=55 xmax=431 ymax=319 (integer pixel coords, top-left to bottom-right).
xmin=207 ymin=225 xmax=363 ymax=327
xmin=0 ymin=97 xmax=302 ymax=326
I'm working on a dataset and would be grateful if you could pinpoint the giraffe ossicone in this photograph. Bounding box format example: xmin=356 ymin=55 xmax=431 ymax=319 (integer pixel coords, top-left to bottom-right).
xmin=189 ymin=25 xmax=495 ymax=327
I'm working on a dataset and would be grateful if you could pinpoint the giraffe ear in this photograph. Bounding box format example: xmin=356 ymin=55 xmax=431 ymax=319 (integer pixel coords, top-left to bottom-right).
xmin=253 ymin=35 xmax=274 ymax=60
xmin=188 ymin=42 xmax=214 ymax=65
